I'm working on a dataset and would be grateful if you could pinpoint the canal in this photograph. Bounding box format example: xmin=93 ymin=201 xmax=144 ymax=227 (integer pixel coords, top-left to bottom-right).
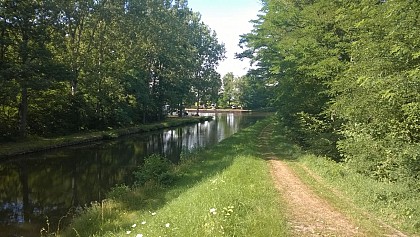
xmin=0 ymin=112 xmax=267 ymax=236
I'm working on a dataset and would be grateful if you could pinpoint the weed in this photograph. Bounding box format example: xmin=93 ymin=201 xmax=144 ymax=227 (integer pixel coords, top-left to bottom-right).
xmin=133 ymin=154 xmax=175 ymax=186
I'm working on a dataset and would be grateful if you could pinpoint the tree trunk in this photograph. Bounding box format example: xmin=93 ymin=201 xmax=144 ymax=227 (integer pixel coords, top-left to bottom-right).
xmin=18 ymin=24 xmax=30 ymax=137
xmin=71 ymin=78 xmax=78 ymax=96
xmin=178 ymin=98 xmax=183 ymax=117
xmin=18 ymin=87 xmax=28 ymax=137
xmin=0 ymin=26 xmax=5 ymax=62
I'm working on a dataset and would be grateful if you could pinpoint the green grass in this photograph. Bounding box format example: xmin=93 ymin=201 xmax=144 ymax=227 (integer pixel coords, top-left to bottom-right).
xmin=268 ymin=122 xmax=420 ymax=236
xmin=295 ymin=155 xmax=420 ymax=236
xmin=42 ymin=117 xmax=420 ymax=236
xmin=59 ymin=119 xmax=289 ymax=237
xmin=0 ymin=116 xmax=212 ymax=159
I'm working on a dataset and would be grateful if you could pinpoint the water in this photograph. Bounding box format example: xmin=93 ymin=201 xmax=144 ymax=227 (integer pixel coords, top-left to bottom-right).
xmin=0 ymin=112 xmax=266 ymax=236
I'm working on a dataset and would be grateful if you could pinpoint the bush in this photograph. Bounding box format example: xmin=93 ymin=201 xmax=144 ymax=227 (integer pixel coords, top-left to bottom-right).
xmin=134 ymin=154 xmax=175 ymax=186
xmin=107 ymin=184 xmax=131 ymax=200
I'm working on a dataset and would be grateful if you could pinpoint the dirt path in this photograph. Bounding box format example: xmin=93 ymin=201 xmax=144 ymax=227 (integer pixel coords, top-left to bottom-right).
xmin=269 ymin=159 xmax=362 ymax=236
xmin=259 ymin=125 xmax=408 ymax=237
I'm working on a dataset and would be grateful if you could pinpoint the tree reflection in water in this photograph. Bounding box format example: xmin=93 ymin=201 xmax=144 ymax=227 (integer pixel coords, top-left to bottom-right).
xmin=0 ymin=112 xmax=267 ymax=236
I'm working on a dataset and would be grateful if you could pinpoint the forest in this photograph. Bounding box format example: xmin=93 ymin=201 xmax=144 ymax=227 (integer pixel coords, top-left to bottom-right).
xmin=0 ymin=0 xmax=225 ymax=140
xmin=239 ymin=0 xmax=419 ymax=186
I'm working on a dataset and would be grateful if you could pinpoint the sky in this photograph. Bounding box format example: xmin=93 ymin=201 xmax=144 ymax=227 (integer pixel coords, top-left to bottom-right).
xmin=187 ymin=0 xmax=262 ymax=77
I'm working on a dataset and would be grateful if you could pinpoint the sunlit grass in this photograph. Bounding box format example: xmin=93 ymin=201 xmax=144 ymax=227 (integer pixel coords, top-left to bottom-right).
xmin=53 ymin=116 xmax=420 ymax=237
xmin=60 ymin=119 xmax=289 ymax=237
xmin=268 ymin=122 xmax=420 ymax=236
xmin=114 ymin=155 xmax=287 ymax=237
xmin=293 ymin=155 xmax=420 ymax=236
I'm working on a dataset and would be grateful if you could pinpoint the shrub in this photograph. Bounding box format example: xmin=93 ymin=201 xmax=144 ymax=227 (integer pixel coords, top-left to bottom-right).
xmin=134 ymin=154 xmax=175 ymax=186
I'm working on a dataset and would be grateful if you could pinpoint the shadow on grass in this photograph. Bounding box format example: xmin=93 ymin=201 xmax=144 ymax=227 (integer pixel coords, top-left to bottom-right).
xmin=122 ymin=124 xmax=261 ymax=211
xmin=117 ymin=149 xmax=235 ymax=212
xmin=256 ymin=121 xmax=304 ymax=162
xmin=64 ymin=120 xmax=269 ymax=235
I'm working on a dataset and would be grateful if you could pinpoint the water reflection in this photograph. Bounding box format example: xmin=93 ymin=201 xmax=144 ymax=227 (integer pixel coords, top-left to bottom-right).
xmin=0 ymin=113 xmax=265 ymax=236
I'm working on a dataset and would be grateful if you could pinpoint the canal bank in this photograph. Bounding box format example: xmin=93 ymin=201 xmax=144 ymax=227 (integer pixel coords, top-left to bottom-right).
xmin=185 ymin=108 xmax=252 ymax=113
xmin=60 ymin=117 xmax=289 ymax=237
xmin=0 ymin=113 xmax=268 ymax=236
xmin=0 ymin=116 xmax=212 ymax=159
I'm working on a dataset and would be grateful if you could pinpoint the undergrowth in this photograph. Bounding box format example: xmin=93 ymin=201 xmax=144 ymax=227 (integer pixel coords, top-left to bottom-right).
xmin=270 ymin=122 xmax=420 ymax=236
xmin=299 ymin=155 xmax=420 ymax=235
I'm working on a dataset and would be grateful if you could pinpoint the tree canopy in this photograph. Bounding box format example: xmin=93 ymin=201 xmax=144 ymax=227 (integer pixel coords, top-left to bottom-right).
xmin=239 ymin=0 xmax=420 ymax=185
xmin=0 ymin=0 xmax=225 ymax=139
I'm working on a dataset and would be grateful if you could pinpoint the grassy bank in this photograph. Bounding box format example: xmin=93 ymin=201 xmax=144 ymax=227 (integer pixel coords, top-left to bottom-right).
xmin=59 ymin=119 xmax=288 ymax=237
xmin=294 ymin=156 xmax=420 ymax=236
xmin=268 ymin=122 xmax=420 ymax=236
xmin=0 ymin=116 xmax=211 ymax=159
xmin=49 ymin=117 xmax=420 ymax=236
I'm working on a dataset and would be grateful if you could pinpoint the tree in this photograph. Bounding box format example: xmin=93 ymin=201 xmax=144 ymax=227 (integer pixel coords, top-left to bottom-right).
xmin=0 ymin=0 xmax=69 ymax=137
xmin=219 ymin=73 xmax=236 ymax=107
xmin=188 ymin=15 xmax=225 ymax=113
xmin=329 ymin=0 xmax=420 ymax=181
xmin=239 ymin=0 xmax=345 ymax=156
xmin=239 ymin=0 xmax=420 ymax=183
xmin=237 ymin=73 xmax=273 ymax=110
xmin=0 ymin=0 xmax=225 ymax=139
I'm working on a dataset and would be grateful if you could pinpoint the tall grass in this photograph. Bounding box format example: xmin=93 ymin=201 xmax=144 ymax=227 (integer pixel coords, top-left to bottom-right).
xmin=269 ymin=122 xmax=420 ymax=236
xmin=60 ymin=120 xmax=289 ymax=237
xmin=297 ymin=155 xmax=420 ymax=235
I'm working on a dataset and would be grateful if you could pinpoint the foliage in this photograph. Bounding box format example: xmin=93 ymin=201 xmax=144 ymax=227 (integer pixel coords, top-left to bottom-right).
xmin=217 ymin=72 xmax=274 ymax=109
xmin=238 ymin=73 xmax=275 ymax=109
xmin=298 ymin=154 xmax=420 ymax=235
xmin=239 ymin=0 xmax=420 ymax=182
xmin=218 ymin=72 xmax=237 ymax=108
xmin=0 ymin=0 xmax=225 ymax=139
xmin=267 ymin=121 xmax=420 ymax=235
xmin=329 ymin=0 xmax=420 ymax=183
xmin=134 ymin=154 xmax=175 ymax=186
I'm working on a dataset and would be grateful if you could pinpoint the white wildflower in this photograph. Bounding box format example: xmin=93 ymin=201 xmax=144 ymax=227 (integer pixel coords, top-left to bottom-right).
xmin=126 ymin=230 xmax=132 ymax=234
xmin=132 ymin=224 xmax=137 ymax=228
xmin=165 ymin=223 xmax=170 ymax=228
xmin=209 ymin=208 xmax=217 ymax=215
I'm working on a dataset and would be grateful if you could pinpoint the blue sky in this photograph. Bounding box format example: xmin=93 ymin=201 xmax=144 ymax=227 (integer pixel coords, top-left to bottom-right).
xmin=187 ymin=0 xmax=262 ymax=77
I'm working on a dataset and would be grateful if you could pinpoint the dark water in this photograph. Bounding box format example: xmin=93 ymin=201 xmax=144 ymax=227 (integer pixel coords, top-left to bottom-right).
xmin=0 ymin=112 xmax=266 ymax=236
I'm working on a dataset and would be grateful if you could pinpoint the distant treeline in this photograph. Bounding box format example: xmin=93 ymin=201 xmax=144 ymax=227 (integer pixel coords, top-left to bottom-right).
xmin=240 ymin=1 xmax=419 ymax=184
xmin=0 ymin=0 xmax=225 ymax=139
